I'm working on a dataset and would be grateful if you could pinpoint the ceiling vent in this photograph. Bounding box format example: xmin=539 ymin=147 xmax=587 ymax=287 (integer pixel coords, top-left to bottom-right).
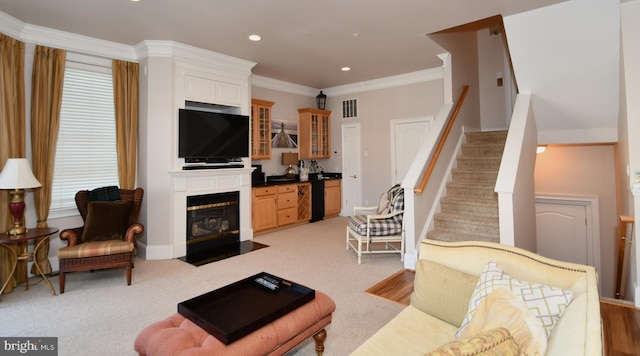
xmin=342 ymin=98 xmax=358 ymax=119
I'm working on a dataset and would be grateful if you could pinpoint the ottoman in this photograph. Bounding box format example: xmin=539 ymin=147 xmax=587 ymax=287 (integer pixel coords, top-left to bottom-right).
xmin=134 ymin=291 xmax=336 ymax=356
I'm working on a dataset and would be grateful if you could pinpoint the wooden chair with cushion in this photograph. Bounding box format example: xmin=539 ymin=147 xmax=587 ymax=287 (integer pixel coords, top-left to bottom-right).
xmin=57 ymin=186 xmax=144 ymax=293
xmin=346 ymin=184 xmax=405 ymax=264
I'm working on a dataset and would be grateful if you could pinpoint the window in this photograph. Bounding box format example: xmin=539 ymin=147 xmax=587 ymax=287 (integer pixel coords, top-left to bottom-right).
xmin=49 ymin=60 xmax=119 ymax=217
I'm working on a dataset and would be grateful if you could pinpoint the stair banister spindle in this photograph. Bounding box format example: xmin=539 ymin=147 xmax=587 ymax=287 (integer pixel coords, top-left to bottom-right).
xmin=415 ymin=85 xmax=469 ymax=194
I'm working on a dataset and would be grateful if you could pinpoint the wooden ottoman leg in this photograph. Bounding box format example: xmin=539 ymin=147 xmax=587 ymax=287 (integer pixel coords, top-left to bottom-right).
xmin=313 ymin=328 xmax=327 ymax=356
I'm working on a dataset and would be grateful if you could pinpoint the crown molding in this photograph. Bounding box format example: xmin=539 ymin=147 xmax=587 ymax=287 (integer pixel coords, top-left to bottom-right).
xmin=322 ymin=67 xmax=443 ymax=97
xmin=0 ymin=11 xmax=135 ymax=60
xmin=22 ymin=23 xmax=137 ymax=61
xmin=135 ymin=40 xmax=256 ymax=74
xmin=253 ymin=67 xmax=443 ymax=97
xmin=0 ymin=11 xmax=24 ymax=39
xmin=251 ymin=75 xmax=319 ymax=96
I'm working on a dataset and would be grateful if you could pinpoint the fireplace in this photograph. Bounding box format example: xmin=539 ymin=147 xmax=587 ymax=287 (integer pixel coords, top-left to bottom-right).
xmin=167 ymin=168 xmax=254 ymax=261
xmin=186 ymin=191 xmax=240 ymax=257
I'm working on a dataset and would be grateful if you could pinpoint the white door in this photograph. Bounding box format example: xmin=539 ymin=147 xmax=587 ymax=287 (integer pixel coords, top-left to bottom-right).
xmin=536 ymin=202 xmax=588 ymax=265
xmin=342 ymin=123 xmax=361 ymax=215
xmin=391 ymin=118 xmax=431 ymax=184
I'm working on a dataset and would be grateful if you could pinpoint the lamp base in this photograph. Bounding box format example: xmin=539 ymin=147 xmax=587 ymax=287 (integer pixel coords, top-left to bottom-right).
xmin=6 ymin=226 xmax=27 ymax=236
xmin=7 ymin=189 xmax=27 ymax=235
xmin=284 ymin=166 xmax=296 ymax=179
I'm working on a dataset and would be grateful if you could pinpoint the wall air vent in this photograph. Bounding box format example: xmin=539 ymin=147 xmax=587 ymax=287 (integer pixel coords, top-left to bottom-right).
xmin=342 ymin=98 xmax=358 ymax=119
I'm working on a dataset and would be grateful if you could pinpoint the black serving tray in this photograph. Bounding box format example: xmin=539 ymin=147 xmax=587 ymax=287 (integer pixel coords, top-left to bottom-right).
xmin=177 ymin=272 xmax=315 ymax=344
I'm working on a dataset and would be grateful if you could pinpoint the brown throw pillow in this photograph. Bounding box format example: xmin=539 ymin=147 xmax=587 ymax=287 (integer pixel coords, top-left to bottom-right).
xmin=81 ymin=200 xmax=133 ymax=242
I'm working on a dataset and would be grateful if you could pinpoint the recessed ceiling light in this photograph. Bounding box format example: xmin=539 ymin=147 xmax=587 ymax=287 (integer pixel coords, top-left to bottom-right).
xmin=248 ymin=34 xmax=262 ymax=42
xmin=130 ymin=0 xmax=141 ymax=2
xmin=341 ymin=67 xmax=351 ymax=72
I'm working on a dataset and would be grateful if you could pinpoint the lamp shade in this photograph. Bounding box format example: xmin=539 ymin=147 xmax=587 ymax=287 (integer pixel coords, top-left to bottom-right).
xmin=0 ymin=158 xmax=41 ymax=189
xmin=281 ymin=152 xmax=299 ymax=166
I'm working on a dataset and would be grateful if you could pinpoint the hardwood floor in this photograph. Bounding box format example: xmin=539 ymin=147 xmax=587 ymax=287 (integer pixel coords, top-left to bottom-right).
xmin=364 ymin=268 xmax=415 ymax=306
xmin=601 ymin=299 xmax=640 ymax=356
xmin=367 ymin=269 xmax=640 ymax=355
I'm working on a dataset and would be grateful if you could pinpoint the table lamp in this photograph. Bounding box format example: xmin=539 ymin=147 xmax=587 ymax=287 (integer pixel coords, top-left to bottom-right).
xmin=0 ymin=158 xmax=41 ymax=235
xmin=281 ymin=152 xmax=299 ymax=179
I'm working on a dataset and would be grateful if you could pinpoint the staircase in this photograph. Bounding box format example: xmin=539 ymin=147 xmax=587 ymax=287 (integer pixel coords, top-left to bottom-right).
xmin=426 ymin=130 xmax=507 ymax=243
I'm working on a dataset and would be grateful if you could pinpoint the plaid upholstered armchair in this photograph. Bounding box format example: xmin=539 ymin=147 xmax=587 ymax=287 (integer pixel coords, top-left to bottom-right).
xmin=346 ymin=185 xmax=405 ymax=264
xmin=57 ymin=186 xmax=144 ymax=293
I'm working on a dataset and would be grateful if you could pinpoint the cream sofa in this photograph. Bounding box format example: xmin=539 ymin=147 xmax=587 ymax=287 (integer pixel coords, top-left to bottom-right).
xmin=352 ymin=239 xmax=603 ymax=355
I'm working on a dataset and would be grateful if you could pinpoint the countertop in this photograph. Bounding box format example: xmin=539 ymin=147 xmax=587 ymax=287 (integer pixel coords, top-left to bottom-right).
xmin=252 ymin=173 xmax=342 ymax=187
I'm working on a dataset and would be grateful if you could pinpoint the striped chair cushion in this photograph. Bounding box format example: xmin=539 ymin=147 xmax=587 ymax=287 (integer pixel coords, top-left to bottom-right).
xmin=58 ymin=240 xmax=134 ymax=259
xmin=349 ymin=215 xmax=403 ymax=237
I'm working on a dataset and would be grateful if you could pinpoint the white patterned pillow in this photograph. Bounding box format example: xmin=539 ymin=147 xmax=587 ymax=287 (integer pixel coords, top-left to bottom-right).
xmin=456 ymin=261 xmax=573 ymax=339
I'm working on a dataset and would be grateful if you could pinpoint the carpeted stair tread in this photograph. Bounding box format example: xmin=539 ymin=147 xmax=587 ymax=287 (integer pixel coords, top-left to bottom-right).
xmin=434 ymin=212 xmax=499 ymax=226
xmin=426 ymin=230 xmax=500 ymax=243
xmin=446 ymin=180 xmax=495 ymax=189
xmin=464 ymin=131 xmax=508 ymax=144
xmin=461 ymin=143 xmax=505 ymax=157
xmin=434 ymin=219 xmax=500 ymax=237
xmin=440 ymin=198 xmax=498 ymax=217
xmin=451 ymin=169 xmax=499 ymax=184
xmin=446 ymin=183 xmax=497 ymax=199
xmin=440 ymin=195 xmax=498 ymax=207
xmin=456 ymin=157 xmax=502 ymax=170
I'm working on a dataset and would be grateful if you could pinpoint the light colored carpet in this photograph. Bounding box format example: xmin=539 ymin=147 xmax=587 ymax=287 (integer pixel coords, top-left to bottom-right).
xmin=0 ymin=216 xmax=406 ymax=355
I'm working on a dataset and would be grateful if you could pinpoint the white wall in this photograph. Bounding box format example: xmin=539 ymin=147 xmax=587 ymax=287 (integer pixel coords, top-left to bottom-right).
xmin=136 ymin=55 xmax=175 ymax=254
xmin=534 ymin=145 xmax=618 ymax=299
xmin=504 ymin=0 xmax=620 ymax=144
xmin=477 ymin=29 xmax=508 ymax=131
xmin=323 ymin=79 xmax=444 ymax=206
xmin=621 ymin=0 xmax=640 ymax=306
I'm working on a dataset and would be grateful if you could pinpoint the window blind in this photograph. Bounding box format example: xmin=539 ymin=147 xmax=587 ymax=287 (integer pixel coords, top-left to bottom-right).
xmin=50 ymin=63 xmax=118 ymax=213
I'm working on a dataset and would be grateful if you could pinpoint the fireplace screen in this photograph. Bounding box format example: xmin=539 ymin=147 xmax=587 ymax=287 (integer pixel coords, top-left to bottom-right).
xmin=186 ymin=191 xmax=240 ymax=255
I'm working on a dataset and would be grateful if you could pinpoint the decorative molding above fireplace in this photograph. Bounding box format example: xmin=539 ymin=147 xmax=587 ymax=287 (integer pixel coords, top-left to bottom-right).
xmin=169 ymin=168 xmax=254 ymax=259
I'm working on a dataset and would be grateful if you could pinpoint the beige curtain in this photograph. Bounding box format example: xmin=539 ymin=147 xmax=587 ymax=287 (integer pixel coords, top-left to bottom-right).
xmin=113 ymin=60 xmax=139 ymax=189
xmin=30 ymin=45 xmax=66 ymax=275
xmin=0 ymin=33 xmax=26 ymax=293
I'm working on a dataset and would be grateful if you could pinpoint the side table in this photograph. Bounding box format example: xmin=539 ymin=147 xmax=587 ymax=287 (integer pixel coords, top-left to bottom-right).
xmin=0 ymin=227 xmax=59 ymax=299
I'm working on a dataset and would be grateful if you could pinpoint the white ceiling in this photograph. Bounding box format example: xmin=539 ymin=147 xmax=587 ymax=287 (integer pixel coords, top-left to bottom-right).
xmin=0 ymin=0 xmax=565 ymax=89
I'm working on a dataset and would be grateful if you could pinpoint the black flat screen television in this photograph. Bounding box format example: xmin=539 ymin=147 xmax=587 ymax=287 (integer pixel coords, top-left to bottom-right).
xmin=178 ymin=109 xmax=250 ymax=161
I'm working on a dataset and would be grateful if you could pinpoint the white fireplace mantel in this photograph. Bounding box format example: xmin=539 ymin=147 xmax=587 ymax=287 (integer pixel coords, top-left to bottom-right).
xmin=169 ymin=168 xmax=254 ymax=258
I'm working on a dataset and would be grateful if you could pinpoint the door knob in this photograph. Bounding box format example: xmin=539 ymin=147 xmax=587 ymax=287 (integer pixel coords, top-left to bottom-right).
xmin=350 ymin=175 xmax=357 ymax=179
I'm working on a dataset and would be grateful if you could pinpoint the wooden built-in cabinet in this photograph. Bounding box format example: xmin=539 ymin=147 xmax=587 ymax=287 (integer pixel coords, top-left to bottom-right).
xmin=253 ymin=182 xmax=314 ymax=233
xmin=277 ymin=184 xmax=298 ymax=226
xmin=252 ymin=186 xmax=278 ymax=232
xmin=324 ymin=179 xmax=341 ymax=217
xmin=298 ymin=108 xmax=331 ymax=159
xmin=252 ymin=180 xmax=339 ymax=233
xmin=251 ymin=99 xmax=274 ymax=160
xmin=297 ymin=182 xmax=311 ymax=222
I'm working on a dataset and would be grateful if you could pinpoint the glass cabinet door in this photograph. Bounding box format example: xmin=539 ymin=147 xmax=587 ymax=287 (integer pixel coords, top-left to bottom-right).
xmin=251 ymin=99 xmax=274 ymax=160
xmin=298 ymin=108 xmax=331 ymax=159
